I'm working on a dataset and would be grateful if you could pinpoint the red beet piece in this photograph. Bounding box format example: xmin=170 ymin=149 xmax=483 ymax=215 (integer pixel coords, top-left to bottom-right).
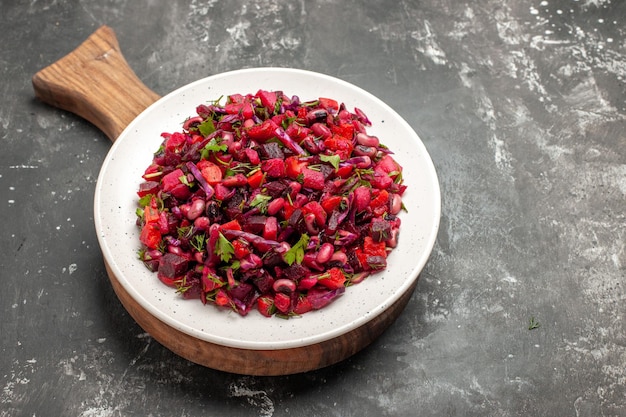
xmin=158 ymin=253 xmax=189 ymax=279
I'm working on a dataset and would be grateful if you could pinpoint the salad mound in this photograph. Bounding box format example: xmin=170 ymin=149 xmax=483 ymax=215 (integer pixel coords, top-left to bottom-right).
xmin=136 ymin=90 xmax=406 ymax=317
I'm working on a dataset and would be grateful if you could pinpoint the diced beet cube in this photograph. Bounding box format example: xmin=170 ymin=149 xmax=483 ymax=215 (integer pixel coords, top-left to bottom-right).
xmin=214 ymin=183 xmax=235 ymax=201
xmin=162 ymin=145 xmax=182 ymax=166
xmin=288 ymin=208 xmax=304 ymax=228
xmin=326 ymin=209 xmax=347 ymax=234
xmin=283 ymin=262 xmax=309 ymax=281
xmin=243 ymin=215 xmax=268 ymax=234
xmin=169 ymin=183 xmax=192 ymax=200
xmin=263 ymin=180 xmax=288 ymax=198
xmin=222 ymin=173 xmax=248 ymax=187
xmin=158 ymin=212 xmax=178 ymax=235
xmin=180 ymin=276 xmax=202 ymax=300
xmin=158 ymin=253 xmax=189 ymax=279
xmin=370 ymin=218 xmax=392 ymax=242
xmin=366 ymin=255 xmax=387 ymax=271
xmin=271 ymin=114 xmax=287 ymax=127
xmin=244 ymin=148 xmax=261 ymax=165
xmin=165 ymin=132 xmax=186 ymax=151
xmin=353 ymin=186 xmax=371 ymax=212
xmin=257 ymin=89 xmax=278 ymax=112
xmin=370 ymin=166 xmax=394 ymax=189
xmin=161 ymin=168 xmax=185 ymax=192
xmin=263 ymin=216 xmax=279 ymax=241
xmin=260 ymin=142 xmax=285 ymax=160
xmin=377 ymin=154 xmax=401 ymax=175
xmin=301 ymin=168 xmax=325 ymax=190
xmin=228 ymin=93 xmax=245 ymax=103
xmin=261 ymin=158 xmax=286 ymax=178
xmin=137 ymin=181 xmax=160 ymax=198
xmin=247 ymin=119 xmax=278 ymax=141
xmin=253 ymin=270 xmax=275 ymax=294
xmin=228 ymin=282 xmax=254 ymax=302
xmin=285 ymin=123 xmax=310 ymax=140
xmin=142 ymin=256 xmax=160 ymax=272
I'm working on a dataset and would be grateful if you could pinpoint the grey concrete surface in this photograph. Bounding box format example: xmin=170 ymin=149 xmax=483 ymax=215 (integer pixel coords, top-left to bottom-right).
xmin=1 ymin=1 xmax=624 ymax=416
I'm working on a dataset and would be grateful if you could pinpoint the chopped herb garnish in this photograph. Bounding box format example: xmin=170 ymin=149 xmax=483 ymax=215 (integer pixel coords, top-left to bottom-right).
xmin=226 ymin=162 xmax=255 ymax=176
xmin=177 ymin=225 xmax=194 ymax=240
xmin=175 ymin=276 xmax=192 ymax=294
xmin=320 ymin=154 xmax=341 ymax=170
xmin=198 ymin=118 xmax=216 ymax=137
xmin=190 ymin=234 xmax=207 ymax=252
xmin=179 ymin=174 xmax=193 ymax=187
xmin=200 ymin=137 xmax=228 ymax=159
xmin=355 ymin=168 xmax=375 ymax=179
xmin=138 ymin=194 xmax=164 ymax=210
xmin=281 ymin=115 xmax=298 ymax=130
xmin=143 ymin=171 xmax=163 ymax=179
xmin=390 ymin=170 xmax=403 ymax=184
xmin=302 ymin=100 xmax=320 ymax=107
xmin=284 ymin=233 xmax=310 ymax=266
xmin=215 ymin=232 xmax=235 ymax=263
xmin=249 ymin=193 xmax=272 ymax=213
xmin=138 ymin=194 xmax=153 ymax=207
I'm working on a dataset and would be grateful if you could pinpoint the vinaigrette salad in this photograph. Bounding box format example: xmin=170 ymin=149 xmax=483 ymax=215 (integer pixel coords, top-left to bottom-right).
xmin=136 ymin=90 xmax=405 ymax=317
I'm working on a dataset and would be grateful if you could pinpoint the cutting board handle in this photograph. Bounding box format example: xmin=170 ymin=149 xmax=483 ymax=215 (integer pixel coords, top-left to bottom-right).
xmin=32 ymin=25 xmax=161 ymax=142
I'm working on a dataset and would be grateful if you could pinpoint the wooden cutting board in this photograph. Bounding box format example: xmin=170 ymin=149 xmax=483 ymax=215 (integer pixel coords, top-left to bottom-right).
xmin=32 ymin=25 xmax=416 ymax=375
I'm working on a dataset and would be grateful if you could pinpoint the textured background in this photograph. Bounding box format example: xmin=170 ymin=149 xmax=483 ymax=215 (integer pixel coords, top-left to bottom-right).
xmin=1 ymin=0 xmax=625 ymax=416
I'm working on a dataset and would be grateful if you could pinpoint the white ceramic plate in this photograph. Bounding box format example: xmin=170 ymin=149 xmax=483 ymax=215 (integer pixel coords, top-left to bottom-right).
xmin=94 ymin=67 xmax=440 ymax=350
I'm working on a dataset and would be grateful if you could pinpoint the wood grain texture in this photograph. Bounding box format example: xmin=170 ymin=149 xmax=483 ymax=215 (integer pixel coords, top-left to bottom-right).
xmin=32 ymin=25 xmax=160 ymax=142
xmin=33 ymin=25 xmax=415 ymax=375
xmin=106 ymin=260 xmax=416 ymax=375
